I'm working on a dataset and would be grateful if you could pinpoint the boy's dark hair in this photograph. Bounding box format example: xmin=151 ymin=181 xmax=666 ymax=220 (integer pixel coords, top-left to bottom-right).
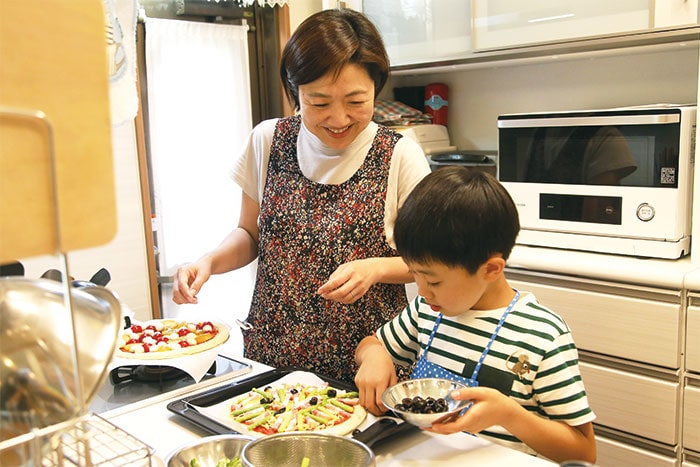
xmin=279 ymin=8 xmax=390 ymax=111
xmin=394 ymin=167 xmax=520 ymax=274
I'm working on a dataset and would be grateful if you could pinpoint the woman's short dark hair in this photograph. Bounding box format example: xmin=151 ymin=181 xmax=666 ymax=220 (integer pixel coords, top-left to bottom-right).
xmin=394 ymin=168 xmax=520 ymax=274
xmin=279 ymin=9 xmax=390 ymax=111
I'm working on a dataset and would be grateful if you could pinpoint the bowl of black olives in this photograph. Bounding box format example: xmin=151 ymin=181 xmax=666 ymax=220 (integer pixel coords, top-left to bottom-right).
xmin=381 ymin=378 xmax=472 ymax=428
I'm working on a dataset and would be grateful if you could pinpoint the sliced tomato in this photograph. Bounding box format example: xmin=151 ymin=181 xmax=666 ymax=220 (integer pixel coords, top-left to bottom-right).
xmin=254 ymin=426 xmax=277 ymax=435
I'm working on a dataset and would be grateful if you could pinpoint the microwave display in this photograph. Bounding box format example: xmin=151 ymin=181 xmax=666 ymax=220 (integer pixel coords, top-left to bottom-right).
xmin=498 ymin=110 xmax=684 ymax=188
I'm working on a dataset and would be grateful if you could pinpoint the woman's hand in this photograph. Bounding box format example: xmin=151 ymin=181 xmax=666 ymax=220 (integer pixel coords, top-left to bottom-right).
xmin=317 ymin=256 xmax=413 ymax=303
xmin=172 ymin=259 xmax=213 ymax=304
xmin=317 ymin=258 xmax=377 ymax=303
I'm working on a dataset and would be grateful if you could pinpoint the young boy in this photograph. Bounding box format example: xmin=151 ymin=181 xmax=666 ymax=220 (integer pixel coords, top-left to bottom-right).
xmin=354 ymin=167 xmax=596 ymax=463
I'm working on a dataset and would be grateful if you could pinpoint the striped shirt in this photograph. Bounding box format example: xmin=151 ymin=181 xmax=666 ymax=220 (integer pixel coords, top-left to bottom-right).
xmin=377 ymin=291 xmax=596 ymax=454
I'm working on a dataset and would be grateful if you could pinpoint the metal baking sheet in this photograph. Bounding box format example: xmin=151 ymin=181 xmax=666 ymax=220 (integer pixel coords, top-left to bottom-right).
xmin=166 ymin=366 xmax=417 ymax=447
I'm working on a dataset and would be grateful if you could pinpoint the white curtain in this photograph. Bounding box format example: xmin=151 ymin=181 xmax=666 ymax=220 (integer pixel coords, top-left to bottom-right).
xmin=145 ymin=18 xmax=255 ymax=351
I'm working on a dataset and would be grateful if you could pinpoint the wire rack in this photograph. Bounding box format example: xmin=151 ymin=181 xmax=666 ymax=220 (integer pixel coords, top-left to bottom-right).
xmin=0 ymin=413 xmax=155 ymax=467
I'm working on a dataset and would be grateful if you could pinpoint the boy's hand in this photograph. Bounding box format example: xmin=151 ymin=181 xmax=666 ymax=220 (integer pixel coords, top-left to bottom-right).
xmin=425 ymin=387 xmax=519 ymax=435
xmin=354 ymin=337 xmax=397 ymax=416
xmin=355 ymin=363 xmax=396 ymax=415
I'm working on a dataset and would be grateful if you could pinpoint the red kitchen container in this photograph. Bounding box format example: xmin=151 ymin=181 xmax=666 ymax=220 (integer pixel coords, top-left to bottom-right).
xmin=424 ymin=83 xmax=448 ymax=125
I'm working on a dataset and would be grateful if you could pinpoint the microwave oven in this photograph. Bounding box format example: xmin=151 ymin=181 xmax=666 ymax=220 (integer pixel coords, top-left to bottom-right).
xmin=497 ymin=105 xmax=697 ymax=259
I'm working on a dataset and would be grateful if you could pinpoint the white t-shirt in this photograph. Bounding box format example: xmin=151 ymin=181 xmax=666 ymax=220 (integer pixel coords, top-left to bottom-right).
xmin=231 ymin=118 xmax=431 ymax=247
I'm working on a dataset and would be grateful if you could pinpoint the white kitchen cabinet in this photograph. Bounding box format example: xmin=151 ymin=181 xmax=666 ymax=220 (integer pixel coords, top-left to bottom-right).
xmin=472 ymin=0 xmax=652 ymax=50
xmin=362 ymin=0 xmax=472 ymax=67
xmin=684 ymin=382 xmax=700 ymax=454
xmin=655 ymin=0 xmax=699 ymax=28
xmin=367 ymin=0 xmax=699 ymax=69
xmin=596 ymin=435 xmax=678 ymax=467
xmin=579 ymin=361 xmax=679 ymax=445
xmin=507 ymin=272 xmax=682 ymax=368
xmin=687 ymin=297 xmax=700 ymax=373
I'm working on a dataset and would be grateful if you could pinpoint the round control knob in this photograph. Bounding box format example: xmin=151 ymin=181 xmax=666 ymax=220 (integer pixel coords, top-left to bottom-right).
xmin=636 ymin=203 xmax=655 ymax=222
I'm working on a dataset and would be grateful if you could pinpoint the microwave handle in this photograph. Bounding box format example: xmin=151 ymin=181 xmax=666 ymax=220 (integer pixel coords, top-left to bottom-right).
xmin=498 ymin=113 xmax=680 ymax=128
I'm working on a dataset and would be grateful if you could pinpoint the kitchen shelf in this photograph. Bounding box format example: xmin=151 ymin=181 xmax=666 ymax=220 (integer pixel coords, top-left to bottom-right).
xmin=0 ymin=413 xmax=155 ymax=467
xmin=390 ymin=25 xmax=700 ymax=75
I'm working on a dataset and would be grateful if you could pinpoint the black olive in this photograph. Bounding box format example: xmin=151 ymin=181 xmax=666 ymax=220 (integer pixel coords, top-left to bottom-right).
xmin=309 ymin=396 xmax=318 ymax=405
xmin=327 ymin=389 xmax=337 ymax=398
xmin=290 ymin=388 xmax=299 ymax=394
xmin=260 ymin=398 xmax=272 ymax=405
xmin=394 ymin=394 xmax=454 ymax=414
xmin=274 ymin=407 xmax=286 ymax=415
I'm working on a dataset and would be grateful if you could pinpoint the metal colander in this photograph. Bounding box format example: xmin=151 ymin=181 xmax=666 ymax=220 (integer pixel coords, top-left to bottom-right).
xmin=240 ymin=433 xmax=375 ymax=467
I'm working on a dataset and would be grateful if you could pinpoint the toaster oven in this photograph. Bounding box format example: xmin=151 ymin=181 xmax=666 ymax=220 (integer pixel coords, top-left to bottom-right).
xmin=497 ymin=105 xmax=697 ymax=259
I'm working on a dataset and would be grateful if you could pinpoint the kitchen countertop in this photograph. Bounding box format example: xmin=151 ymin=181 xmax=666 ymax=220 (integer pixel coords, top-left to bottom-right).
xmin=104 ymin=349 xmax=556 ymax=466
xmin=508 ymin=244 xmax=699 ymax=289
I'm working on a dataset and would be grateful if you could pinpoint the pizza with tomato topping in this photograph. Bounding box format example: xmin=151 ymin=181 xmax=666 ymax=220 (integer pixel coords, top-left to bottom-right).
xmin=116 ymin=319 xmax=229 ymax=359
xmin=226 ymin=382 xmax=366 ymax=437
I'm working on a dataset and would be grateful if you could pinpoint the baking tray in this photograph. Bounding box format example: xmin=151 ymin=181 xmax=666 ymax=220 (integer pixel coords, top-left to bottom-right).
xmin=166 ymin=366 xmax=418 ymax=448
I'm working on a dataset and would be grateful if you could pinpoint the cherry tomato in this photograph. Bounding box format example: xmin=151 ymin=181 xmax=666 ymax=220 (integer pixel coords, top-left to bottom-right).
xmin=196 ymin=321 xmax=214 ymax=331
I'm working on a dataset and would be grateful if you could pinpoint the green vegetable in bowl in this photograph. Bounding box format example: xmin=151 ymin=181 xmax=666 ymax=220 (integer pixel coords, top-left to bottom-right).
xmin=189 ymin=456 xmax=242 ymax=467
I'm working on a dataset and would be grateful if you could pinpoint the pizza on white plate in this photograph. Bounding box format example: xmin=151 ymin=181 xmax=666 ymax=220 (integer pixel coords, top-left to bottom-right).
xmin=116 ymin=319 xmax=229 ymax=359
xmin=226 ymin=381 xmax=366 ymax=437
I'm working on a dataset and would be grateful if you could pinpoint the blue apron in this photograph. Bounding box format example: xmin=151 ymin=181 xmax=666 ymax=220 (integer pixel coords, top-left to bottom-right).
xmin=411 ymin=290 xmax=521 ymax=387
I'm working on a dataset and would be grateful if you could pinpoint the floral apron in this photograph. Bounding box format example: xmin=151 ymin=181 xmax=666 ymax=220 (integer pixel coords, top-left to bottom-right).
xmin=242 ymin=116 xmax=408 ymax=383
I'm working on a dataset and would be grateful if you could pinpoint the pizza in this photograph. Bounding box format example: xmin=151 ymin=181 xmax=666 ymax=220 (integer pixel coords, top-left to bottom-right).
xmin=226 ymin=382 xmax=367 ymax=437
xmin=116 ymin=319 xmax=229 ymax=359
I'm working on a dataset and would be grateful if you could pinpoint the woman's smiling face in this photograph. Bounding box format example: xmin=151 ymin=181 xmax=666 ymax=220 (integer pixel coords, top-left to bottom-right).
xmin=298 ymin=63 xmax=375 ymax=150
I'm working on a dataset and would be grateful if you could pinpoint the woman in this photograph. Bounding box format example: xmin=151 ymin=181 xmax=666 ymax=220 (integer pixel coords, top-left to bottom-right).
xmin=172 ymin=8 xmax=430 ymax=382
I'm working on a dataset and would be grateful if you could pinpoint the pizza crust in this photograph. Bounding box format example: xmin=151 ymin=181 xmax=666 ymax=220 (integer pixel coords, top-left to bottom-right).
xmin=115 ymin=320 xmax=229 ymax=360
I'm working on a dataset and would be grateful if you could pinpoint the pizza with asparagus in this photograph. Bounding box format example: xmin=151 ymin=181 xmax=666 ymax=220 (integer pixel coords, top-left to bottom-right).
xmin=226 ymin=381 xmax=366 ymax=437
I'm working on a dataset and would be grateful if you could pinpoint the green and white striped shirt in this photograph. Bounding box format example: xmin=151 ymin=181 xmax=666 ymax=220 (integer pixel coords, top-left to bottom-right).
xmin=377 ymin=291 xmax=596 ymax=454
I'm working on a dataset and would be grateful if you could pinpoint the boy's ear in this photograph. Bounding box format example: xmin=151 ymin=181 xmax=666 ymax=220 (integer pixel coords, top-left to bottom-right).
xmin=483 ymin=255 xmax=506 ymax=280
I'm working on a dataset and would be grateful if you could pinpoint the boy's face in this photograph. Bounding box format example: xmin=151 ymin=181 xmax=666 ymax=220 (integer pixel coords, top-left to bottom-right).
xmin=407 ymin=260 xmax=488 ymax=317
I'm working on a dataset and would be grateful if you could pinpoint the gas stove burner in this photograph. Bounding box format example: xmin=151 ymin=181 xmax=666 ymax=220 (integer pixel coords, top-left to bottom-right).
xmin=110 ymin=360 xmax=217 ymax=385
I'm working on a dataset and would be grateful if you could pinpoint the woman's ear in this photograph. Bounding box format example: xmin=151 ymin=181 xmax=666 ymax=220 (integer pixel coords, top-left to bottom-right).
xmin=483 ymin=255 xmax=506 ymax=281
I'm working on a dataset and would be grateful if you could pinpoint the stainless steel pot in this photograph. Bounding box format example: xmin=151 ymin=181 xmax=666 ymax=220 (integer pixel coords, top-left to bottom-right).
xmin=0 ymin=277 xmax=121 ymax=439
